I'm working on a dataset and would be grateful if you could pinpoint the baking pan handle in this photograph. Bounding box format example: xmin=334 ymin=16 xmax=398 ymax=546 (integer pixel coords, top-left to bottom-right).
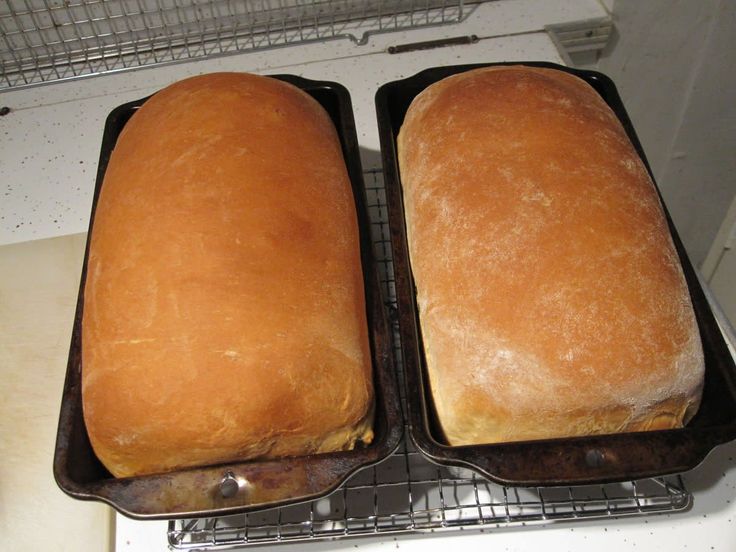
xmin=447 ymin=429 xmax=731 ymax=487
xmin=57 ymin=449 xmax=385 ymax=520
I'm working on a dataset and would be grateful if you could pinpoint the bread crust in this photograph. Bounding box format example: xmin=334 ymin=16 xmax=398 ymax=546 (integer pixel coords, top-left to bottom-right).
xmin=82 ymin=73 xmax=374 ymax=477
xmin=397 ymin=66 xmax=704 ymax=445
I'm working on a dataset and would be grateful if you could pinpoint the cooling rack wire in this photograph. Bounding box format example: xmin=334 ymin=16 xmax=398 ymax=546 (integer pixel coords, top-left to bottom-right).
xmin=1 ymin=0 xmax=469 ymax=89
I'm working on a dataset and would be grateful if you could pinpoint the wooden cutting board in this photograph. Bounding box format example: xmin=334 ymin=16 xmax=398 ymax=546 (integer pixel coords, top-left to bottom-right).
xmin=0 ymin=233 xmax=113 ymax=551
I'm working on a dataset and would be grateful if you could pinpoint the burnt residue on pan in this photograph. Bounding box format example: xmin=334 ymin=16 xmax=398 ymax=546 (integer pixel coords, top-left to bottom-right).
xmin=53 ymin=75 xmax=403 ymax=520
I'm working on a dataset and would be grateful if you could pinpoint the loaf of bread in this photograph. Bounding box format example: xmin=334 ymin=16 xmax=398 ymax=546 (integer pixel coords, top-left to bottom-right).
xmin=82 ymin=73 xmax=374 ymax=477
xmin=397 ymin=66 xmax=704 ymax=445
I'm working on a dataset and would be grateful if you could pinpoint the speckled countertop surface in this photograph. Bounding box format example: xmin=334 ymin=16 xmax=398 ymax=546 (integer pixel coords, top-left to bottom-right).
xmin=1 ymin=1 xmax=735 ymax=551
xmin=0 ymin=0 xmax=601 ymax=246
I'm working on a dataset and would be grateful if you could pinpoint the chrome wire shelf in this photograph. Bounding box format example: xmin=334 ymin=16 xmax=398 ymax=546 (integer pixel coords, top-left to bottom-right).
xmin=0 ymin=0 xmax=468 ymax=90
xmin=167 ymin=168 xmax=693 ymax=550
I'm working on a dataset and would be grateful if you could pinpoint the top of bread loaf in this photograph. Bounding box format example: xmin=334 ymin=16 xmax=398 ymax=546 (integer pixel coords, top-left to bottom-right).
xmin=82 ymin=73 xmax=374 ymax=477
xmin=397 ymin=66 xmax=705 ymax=445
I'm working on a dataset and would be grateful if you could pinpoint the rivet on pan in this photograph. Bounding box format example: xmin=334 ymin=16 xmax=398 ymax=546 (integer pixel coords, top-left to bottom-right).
xmin=220 ymin=471 xmax=241 ymax=498
xmin=585 ymin=449 xmax=606 ymax=468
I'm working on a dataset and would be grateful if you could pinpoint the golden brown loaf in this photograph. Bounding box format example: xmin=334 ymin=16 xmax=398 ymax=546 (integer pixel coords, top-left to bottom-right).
xmin=397 ymin=66 xmax=704 ymax=445
xmin=82 ymin=73 xmax=374 ymax=477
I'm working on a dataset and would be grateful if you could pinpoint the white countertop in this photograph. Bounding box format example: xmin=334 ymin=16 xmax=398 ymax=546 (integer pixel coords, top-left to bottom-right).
xmin=2 ymin=1 xmax=735 ymax=550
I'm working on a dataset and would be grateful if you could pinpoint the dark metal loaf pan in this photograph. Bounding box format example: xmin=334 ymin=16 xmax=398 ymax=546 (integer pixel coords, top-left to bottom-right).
xmin=375 ymin=61 xmax=736 ymax=487
xmin=54 ymin=75 xmax=403 ymax=519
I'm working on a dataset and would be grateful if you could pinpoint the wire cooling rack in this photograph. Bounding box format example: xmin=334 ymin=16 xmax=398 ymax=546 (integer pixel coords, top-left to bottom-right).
xmin=167 ymin=168 xmax=692 ymax=550
xmin=1 ymin=0 xmax=469 ymax=90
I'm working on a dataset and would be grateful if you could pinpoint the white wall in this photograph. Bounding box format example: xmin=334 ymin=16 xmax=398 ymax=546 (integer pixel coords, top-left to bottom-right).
xmin=597 ymin=0 xmax=736 ymax=266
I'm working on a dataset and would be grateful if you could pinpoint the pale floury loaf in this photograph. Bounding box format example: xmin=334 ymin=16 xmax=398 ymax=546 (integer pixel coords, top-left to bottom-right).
xmin=397 ymin=66 xmax=704 ymax=445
